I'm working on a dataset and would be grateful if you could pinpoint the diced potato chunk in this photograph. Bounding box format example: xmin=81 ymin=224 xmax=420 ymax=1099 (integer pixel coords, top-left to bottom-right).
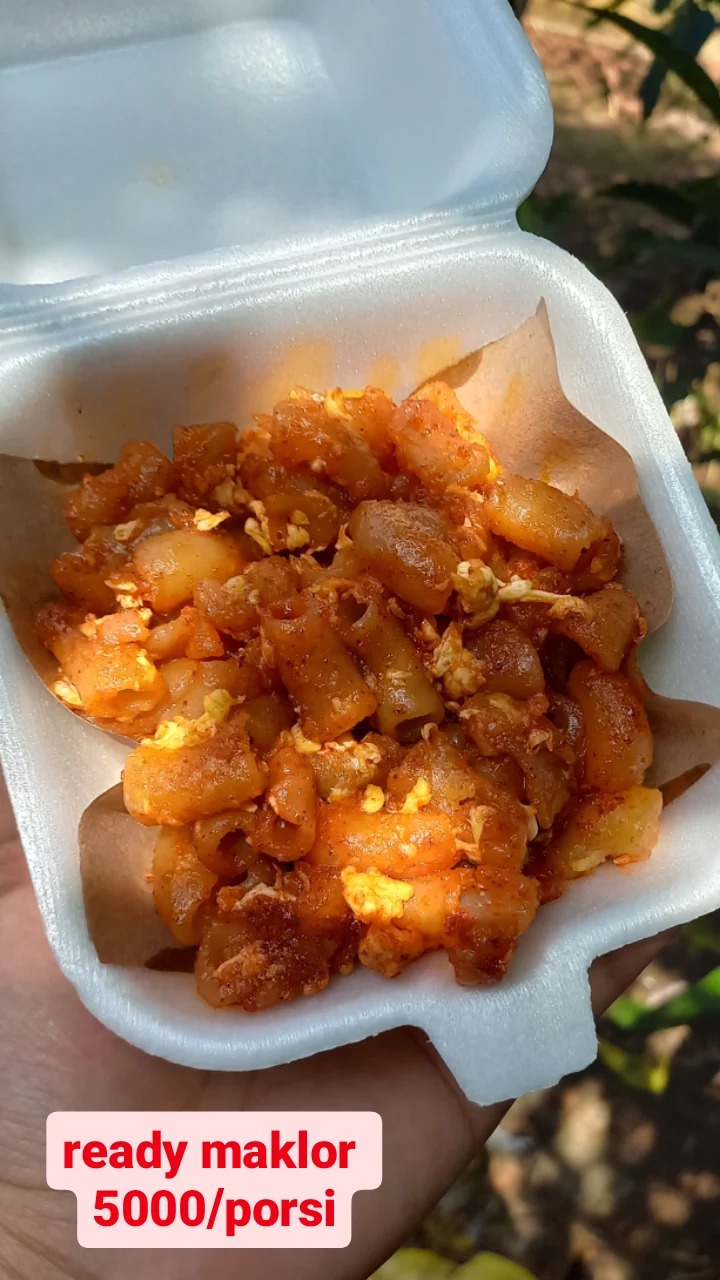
xmin=152 ymin=827 xmax=218 ymax=946
xmin=568 ymin=660 xmax=653 ymax=791
xmin=533 ymin=786 xmax=663 ymax=900
xmin=310 ymin=801 xmax=460 ymax=878
xmin=132 ymin=528 xmax=245 ymax=613
xmin=65 ymin=442 xmax=174 ymax=542
xmin=467 ymin=619 xmax=545 ymax=699
xmin=123 ymin=713 xmax=266 ymax=825
xmin=485 ymin=474 xmax=620 ymax=574
xmin=389 ymin=393 xmax=495 ymax=493
xmin=551 ymin=583 xmax=644 ymax=671
xmin=349 ymin=501 xmax=458 ymax=613
xmin=36 ymin=602 xmax=165 ymax=723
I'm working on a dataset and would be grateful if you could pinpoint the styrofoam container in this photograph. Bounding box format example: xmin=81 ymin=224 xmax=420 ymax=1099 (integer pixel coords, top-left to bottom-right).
xmin=1 ymin=0 xmax=719 ymax=1104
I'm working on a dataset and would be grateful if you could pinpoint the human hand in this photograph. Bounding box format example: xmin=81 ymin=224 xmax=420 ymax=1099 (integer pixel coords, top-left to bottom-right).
xmin=0 ymin=777 xmax=668 ymax=1280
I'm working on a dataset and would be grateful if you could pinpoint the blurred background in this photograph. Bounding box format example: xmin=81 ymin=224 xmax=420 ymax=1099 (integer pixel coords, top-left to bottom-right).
xmin=373 ymin=2 xmax=720 ymax=1278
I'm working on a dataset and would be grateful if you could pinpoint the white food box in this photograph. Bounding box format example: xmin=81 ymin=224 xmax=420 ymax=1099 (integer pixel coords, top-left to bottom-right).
xmin=0 ymin=0 xmax=719 ymax=1104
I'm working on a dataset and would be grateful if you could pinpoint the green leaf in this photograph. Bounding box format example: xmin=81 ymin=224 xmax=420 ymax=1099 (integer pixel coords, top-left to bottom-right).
xmin=627 ymin=304 xmax=685 ymax=351
xmin=370 ymin=1249 xmax=455 ymax=1280
xmin=683 ymin=913 xmax=720 ymax=957
xmin=624 ymin=231 xmax=720 ymax=270
xmin=602 ymin=181 xmax=698 ymax=226
xmin=454 ymin=1256 xmax=539 ymax=1280
xmin=517 ymin=192 xmax=576 ymax=238
xmin=641 ymin=967 xmax=720 ymax=1030
xmin=607 ymin=966 xmax=720 ymax=1034
xmin=598 ymin=1038 xmax=670 ymax=1093
xmin=605 ymin=992 xmax=652 ymax=1030
xmin=372 ymin=1251 xmax=541 ymax=1280
xmin=679 ymin=176 xmax=720 ymax=222
xmin=568 ymin=4 xmax=720 ymax=122
xmin=701 ymin=486 xmax=720 ymax=513
xmin=639 ymin=1 xmax=716 ymax=120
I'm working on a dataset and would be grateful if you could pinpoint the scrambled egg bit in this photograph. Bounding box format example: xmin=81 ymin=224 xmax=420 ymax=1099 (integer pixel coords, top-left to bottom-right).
xmin=452 ymin=565 xmax=577 ymax=629
xmin=244 ymin=500 xmax=273 ymax=555
xmin=223 ymin=574 xmax=248 ymax=599
xmin=286 ymin=509 xmax=310 ymax=551
xmin=325 ymin=739 xmax=383 ymax=803
xmin=469 ymin=804 xmax=494 ymax=843
xmin=290 ymin=723 xmax=322 ymax=754
xmin=141 ymin=688 xmax=235 ymax=751
xmin=130 ymin=651 xmax=159 ymax=691
xmin=360 ymin=784 xmax=385 ymax=814
xmin=454 ymin=419 xmax=501 ymax=483
xmin=105 ymin=573 xmax=145 ymax=611
xmin=497 ymin=576 xmax=566 ymax=605
xmin=114 ymin=519 xmax=140 ymax=543
xmin=212 ymin=475 xmax=253 ymax=512
xmin=400 ymin=777 xmax=432 ymax=814
xmin=340 ymin=867 xmax=414 ymax=924
xmin=570 ymin=849 xmax=607 ymax=875
xmin=452 ymin=560 xmax=499 ymax=627
xmin=431 ymin=622 xmax=485 ymax=700
xmin=52 ymin=676 xmax=83 ymax=708
xmin=193 ymin=507 xmax=230 ymax=532
xmin=324 ymin=388 xmax=365 ymax=420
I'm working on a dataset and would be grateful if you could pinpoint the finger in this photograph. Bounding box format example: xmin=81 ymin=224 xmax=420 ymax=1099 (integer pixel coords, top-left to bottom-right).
xmin=0 ymin=771 xmax=18 ymax=844
xmin=0 ymin=773 xmax=29 ymax=897
xmin=589 ymin=928 xmax=680 ymax=1016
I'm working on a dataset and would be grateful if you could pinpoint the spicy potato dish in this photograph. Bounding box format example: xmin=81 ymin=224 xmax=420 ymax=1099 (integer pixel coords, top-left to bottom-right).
xmin=36 ymin=383 xmax=662 ymax=1010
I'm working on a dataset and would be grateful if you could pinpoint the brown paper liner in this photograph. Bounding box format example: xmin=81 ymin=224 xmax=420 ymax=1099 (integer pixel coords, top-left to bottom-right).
xmin=78 ymin=784 xmax=178 ymax=965
xmin=1 ymin=303 xmax=717 ymax=966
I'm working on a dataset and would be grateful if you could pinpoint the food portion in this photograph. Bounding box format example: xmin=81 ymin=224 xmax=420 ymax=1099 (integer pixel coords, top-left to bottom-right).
xmin=36 ymin=383 xmax=662 ymax=1010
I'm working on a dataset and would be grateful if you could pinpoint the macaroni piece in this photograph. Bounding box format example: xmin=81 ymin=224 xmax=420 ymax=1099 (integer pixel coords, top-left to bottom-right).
xmin=36 ymin=383 xmax=662 ymax=1010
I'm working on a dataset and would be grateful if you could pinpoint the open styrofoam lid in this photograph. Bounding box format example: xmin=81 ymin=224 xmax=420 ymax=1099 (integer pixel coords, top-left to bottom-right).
xmin=0 ymin=0 xmax=552 ymax=287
